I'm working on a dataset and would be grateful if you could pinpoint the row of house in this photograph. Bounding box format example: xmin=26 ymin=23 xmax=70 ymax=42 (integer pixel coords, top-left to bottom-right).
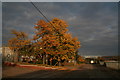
xmin=1 ymin=47 xmax=15 ymax=62
xmin=1 ymin=47 xmax=77 ymax=65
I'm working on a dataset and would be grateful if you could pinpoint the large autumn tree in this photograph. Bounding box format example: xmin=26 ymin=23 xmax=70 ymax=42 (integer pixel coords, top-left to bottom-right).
xmin=33 ymin=18 xmax=80 ymax=65
xmin=8 ymin=30 xmax=30 ymax=62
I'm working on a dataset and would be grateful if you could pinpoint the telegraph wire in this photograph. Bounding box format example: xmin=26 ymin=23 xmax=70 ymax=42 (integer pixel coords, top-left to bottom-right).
xmin=30 ymin=1 xmax=50 ymax=22
xmin=29 ymin=0 xmax=56 ymax=29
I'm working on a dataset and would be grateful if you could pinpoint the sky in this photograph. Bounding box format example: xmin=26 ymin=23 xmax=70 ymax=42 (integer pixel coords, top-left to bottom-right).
xmin=2 ymin=2 xmax=118 ymax=56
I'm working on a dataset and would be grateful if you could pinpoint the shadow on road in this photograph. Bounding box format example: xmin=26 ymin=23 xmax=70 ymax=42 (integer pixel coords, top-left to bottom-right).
xmin=2 ymin=64 xmax=120 ymax=79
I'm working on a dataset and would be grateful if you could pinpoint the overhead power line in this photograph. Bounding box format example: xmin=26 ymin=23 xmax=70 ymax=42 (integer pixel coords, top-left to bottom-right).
xmin=29 ymin=0 xmax=56 ymax=29
xmin=30 ymin=1 xmax=50 ymax=22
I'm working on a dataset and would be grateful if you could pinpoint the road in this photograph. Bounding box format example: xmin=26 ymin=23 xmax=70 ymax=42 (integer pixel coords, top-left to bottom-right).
xmin=2 ymin=64 xmax=120 ymax=79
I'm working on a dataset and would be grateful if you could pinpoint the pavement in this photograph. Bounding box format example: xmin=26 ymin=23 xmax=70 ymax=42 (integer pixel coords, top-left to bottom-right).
xmin=3 ymin=62 xmax=64 ymax=70
xmin=2 ymin=63 xmax=120 ymax=79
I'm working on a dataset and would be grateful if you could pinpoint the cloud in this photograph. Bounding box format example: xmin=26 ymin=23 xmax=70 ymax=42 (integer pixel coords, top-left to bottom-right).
xmin=2 ymin=2 xmax=118 ymax=56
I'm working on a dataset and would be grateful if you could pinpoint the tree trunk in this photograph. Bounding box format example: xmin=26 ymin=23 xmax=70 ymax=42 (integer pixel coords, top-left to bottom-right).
xmin=50 ymin=60 xmax=52 ymax=65
xmin=50 ymin=58 xmax=52 ymax=65
xmin=14 ymin=51 xmax=18 ymax=63
xmin=46 ymin=54 xmax=48 ymax=65
xmin=43 ymin=54 xmax=45 ymax=64
xmin=58 ymin=61 xmax=61 ymax=66
xmin=58 ymin=56 xmax=61 ymax=66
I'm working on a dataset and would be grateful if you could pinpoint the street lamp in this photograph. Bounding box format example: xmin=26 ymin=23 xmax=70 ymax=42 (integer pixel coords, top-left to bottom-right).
xmin=40 ymin=47 xmax=42 ymax=49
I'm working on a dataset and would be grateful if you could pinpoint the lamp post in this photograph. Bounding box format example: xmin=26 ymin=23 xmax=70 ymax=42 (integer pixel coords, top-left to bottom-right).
xmin=40 ymin=47 xmax=45 ymax=64
xmin=40 ymin=47 xmax=42 ymax=50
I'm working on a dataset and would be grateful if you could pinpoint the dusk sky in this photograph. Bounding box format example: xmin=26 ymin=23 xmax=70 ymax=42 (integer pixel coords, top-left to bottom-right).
xmin=2 ymin=2 xmax=118 ymax=56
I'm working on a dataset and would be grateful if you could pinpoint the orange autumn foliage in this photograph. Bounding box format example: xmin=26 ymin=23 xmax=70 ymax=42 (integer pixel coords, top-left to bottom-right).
xmin=33 ymin=18 xmax=80 ymax=60
xmin=8 ymin=30 xmax=30 ymax=51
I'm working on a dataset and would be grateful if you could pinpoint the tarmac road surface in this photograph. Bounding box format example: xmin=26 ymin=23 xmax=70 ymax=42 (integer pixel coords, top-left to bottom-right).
xmin=2 ymin=64 xmax=120 ymax=79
